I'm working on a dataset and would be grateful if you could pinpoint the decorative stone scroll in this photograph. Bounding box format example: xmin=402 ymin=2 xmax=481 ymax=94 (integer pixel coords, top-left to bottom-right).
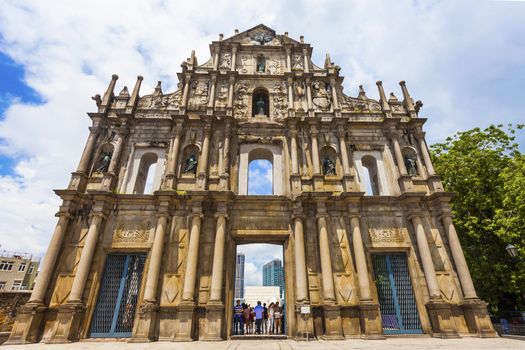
xmin=369 ymin=228 xmax=405 ymax=243
xmin=113 ymin=220 xmax=151 ymax=244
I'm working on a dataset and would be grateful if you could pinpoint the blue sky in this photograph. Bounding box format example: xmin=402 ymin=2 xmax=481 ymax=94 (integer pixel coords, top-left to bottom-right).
xmin=0 ymin=0 xmax=524 ymax=260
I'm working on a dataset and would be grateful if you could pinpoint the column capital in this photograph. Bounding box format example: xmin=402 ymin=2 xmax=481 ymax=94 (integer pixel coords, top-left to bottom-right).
xmin=407 ymin=212 xmax=424 ymax=222
xmin=89 ymin=211 xmax=107 ymax=221
xmin=386 ymin=128 xmax=402 ymax=141
xmin=214 ymin=212 xmax=228 ymax=220
xmin=414 ymin=129 xmax=426 ymax=140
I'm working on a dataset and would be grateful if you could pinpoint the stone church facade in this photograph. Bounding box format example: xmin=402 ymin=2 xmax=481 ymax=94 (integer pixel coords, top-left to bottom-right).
xmin=7 ymin=24 xmax=495 ymax=344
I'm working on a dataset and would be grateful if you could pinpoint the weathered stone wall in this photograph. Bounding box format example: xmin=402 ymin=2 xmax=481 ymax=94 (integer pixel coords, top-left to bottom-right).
xmin=0 ymin=291 xmax=31 ymax=343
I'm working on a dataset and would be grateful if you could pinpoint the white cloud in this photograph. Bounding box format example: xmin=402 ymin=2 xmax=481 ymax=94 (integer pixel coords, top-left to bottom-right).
xmin=0 ymin=0 xmax=524 ymax=257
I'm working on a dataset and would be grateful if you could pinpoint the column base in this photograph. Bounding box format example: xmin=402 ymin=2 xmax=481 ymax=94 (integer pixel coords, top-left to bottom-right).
xmin=162 ymin=174 xmax=177 ymax=191
xmin=398 ymin=175 xmax=414 ymax=193
xmin=427 ymin=300 xmax=460 ymax=338
xmin=197 ymin=173 xmax=207 ymax=190
xmin=295 ymin=304 xmax=315 ymax=339
xmin=68 ymin=172 xmax=88 ymax=191
xmin=200 ymin=303 xmax=224 ymax=341
xmin=359 ymin=301 xmax=385 ymax=340
xmin=5 ymin=302 xmax=47 ymax=345
xmin=322 ymin=304 xmax=344 ymax=340
xmin=291 ymin=174 xmax=301 ymax=194
xmin=342 ymin=175 xmax=357 ymax=192
xmin=427 ymin=175 xmax=444 ymax=193
xmin=100 ymin=172 xmax=116 ymax=191
xmin=313 ymin=174 xmax=324 ymax=191
xmin=219 ymin=173 xmax=229 ymax=190
xmin=172 ymin=302 xmax=196 ymax=342
xmin=129 ymin=301 xmax=158 ymax=342
xmin=47 ymin=301 xmax=86 ymax=344
xmin=462 ymin=298 xmax=497 ymax=337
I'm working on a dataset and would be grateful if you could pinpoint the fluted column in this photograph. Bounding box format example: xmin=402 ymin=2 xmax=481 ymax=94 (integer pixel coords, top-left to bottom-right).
xmin=411 ymin=215 xmax=440 ymax=299
xmin=68 ymin=213 xmax=104 ymax=302
xmin=290 ymin=128 xmax=299 ymax=174
xmin=415 ymin=131 xmax=435 ymax=176
xmin=209 ymin=212 xmax=227 ymax=302
xmin=306 ymin=78 xmax=313 ymax=110
xmin=294 ymin=216 xmax=308 ymax=302
xmin=337 ymin=128 xmax=350 ymax=175
xmin=164 ymin=121 xmax=184 ymax=189
xmin=317 ymin=208 xmax=335 ymax=302
xmin=310 ymin=127 xmax=320 ymax=174
xmin=287 ymin=77 xmax=294 ymax=109
xmin=182 ymin=209 xmax=202 ymax=301
xmin=29 ymin=214 xmax=69 ymax=304
xmin=350 ymin=215 xmax=372 ymax=301
xmin=143 ymin=215 xmax=168 ymax=303
xmin=390 ymin=130 xmax=408 ymax=175
xmin=442 ymin=215 xmax=477 ymax=299
xmin=76 ymin=127 xmax=98 ymax=173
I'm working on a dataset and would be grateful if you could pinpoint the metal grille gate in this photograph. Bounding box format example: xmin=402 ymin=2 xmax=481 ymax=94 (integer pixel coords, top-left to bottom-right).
xmin=372 ymin=253 xmax=422 ymax=334
xmin=90 ymin=253 xmax=146 ymax=338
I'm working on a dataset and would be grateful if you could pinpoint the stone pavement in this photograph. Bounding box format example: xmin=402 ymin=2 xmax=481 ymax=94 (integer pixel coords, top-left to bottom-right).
xmin=1 ymin=337 xmax=524 ymax=350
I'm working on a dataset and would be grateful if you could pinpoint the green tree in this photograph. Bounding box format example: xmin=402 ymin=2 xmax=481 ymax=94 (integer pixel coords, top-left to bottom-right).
xmin=430 ymin=124 xmax=524 ymax=314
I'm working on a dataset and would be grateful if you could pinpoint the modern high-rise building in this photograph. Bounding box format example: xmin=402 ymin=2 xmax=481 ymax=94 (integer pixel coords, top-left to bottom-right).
xmin=263 ymin=259 xmax=284 ymax=297
xmin=234 ymin=253 xmax=245 ymax=300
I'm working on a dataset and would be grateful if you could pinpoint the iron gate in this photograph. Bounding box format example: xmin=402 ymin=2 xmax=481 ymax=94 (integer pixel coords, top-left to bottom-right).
xmin=372 ymin=253 xmax=422 ymax=334
xmin=89 ymin=253 xmax=146 ymax=338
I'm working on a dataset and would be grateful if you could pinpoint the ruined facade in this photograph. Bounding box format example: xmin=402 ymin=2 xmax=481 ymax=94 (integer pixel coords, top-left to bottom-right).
xmin=7 ymin=24 xmax=496 ymax=344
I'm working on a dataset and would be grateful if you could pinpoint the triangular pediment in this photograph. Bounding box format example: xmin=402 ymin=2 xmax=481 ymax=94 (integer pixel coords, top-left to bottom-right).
xmin=222 ymin=23 xmax=301 ymax=46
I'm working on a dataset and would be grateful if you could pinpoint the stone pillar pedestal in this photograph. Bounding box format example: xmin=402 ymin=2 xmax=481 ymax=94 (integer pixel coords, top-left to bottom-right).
xmin=313 ymin=174 xmax=324 ymax=191
xmin=47 ymin=302 xmax=86 ymax=344
xmin=5 ymin=302 xmax=47 ymax=345
xmin=129 ymin=302 xmax=158 ymax=342
xmin=462 ymin=299 xmax=497 ymax=337
xmin=359 ymin=302 xmax=385 ymax=339
xmin=173 ymin=303 xmax=196 ymax=342
xmin=201 ymin=303 xmax=224 ymax=341
xmin=322 ymin=304 xmax=344 ymax=340
xmin=291 ymin=174 xmax=301 ymax=194
xmin=398 ymin=174 xmax=414 ymax=192
xmin=295 ymin=306 xmax=314 ymax=339
xmin=427 ymin=301 xmax=460 ymax=338
xmin=68 ymin=171 xmax=88 ymax=191
xmin=427 ymin=175 xmax=445 ymax=193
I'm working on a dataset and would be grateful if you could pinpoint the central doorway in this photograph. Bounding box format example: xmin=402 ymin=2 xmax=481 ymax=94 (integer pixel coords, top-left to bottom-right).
xmin=231 ymin=243 xmax=286 ymax=338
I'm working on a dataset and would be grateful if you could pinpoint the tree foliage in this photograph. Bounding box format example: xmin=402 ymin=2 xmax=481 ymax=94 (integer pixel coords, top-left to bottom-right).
xmin=431 ymin=124 xmax=524 ymax=314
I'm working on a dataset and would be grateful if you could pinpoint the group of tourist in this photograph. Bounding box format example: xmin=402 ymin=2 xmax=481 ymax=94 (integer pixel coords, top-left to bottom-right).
xmin=233 ymin=300 xmax=284 ymax=335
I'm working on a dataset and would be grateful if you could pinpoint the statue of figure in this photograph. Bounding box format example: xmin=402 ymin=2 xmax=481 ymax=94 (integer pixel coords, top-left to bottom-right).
xmin=257 ymin=56 xmax=265 ymax=72
xmin=184 ymin=154 xmax=198 ymax=174
xmin=404 ymin=155 xmax=418 ymax=176
xmin=323 ymin=157 xmax=336 ymax=176
xmin=256 ymin=97 xmax=265 ymax=115
xmin=96 ymin=152 xmax=112 ymax=173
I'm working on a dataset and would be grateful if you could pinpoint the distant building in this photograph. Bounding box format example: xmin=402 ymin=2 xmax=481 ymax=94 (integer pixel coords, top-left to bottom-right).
xmin=234 ymin=253 xmax=245 ymax=299
xmin=263 ymin=259 xmax=284 ymax=298
xmin=0 ymin=251 xmax=40 ymax=291
xmin=244 ymin=286 xmax=280 ymax=307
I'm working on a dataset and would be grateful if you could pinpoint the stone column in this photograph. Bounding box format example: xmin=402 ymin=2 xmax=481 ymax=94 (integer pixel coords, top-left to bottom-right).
xmin=231 ymin=45 xmax=238 ymax=70
xmin=410 ymin=215 xmax=440 ymax=299
xmin=182 ymin=209 xmax=202 ymax=301
xmin=390 ymin=131 xmax=408 ymax=175
xmin=349 ymin=216 xmax=372 ymax=301
xmin=337 ymin=128 xmax=350 ymax=176
xmin=415 ymin=131 xmax=435 ymax=176
xmin=306 ymin=78 xmax=313 ymax=111
xmin=163 ymin=121 xmax=184 ymax=189
xmin=285 ymin=46 xmax=291 ymax=72
xmin=213 ymin=47 xmax=219 ymax=70
xmin=294 ymin=216 xmax=308 ymax=302
xmin=101 ymin=126 xmax=127 ymax=191
xmin=310 ymin=127 xmax=320 ymax=175
xmin=290 ymin=128 xmax=299 ymax=174
xmin=287 ymin=77 xmax=294 ymax=110
xmin=143 ymin=215 xmax=168 ymax=303
xmin=198 ymin=123 xmax=211 ymax=189
xmin=209 ymin=213 xmax=227 ymax=302
xmin=441 ymin=215 xmax=477 ymax=299
xmin=69 ymin=213 xmax=104 ymax=302
xmin=29 ymin=214 xmax=69 ymax=304
xmin=317 ymin=214 xmax=335 ymax=302
xmin=227 ymin=76 xmax=235 ymax=109
xmin=207 ymin=75 xmax=217 ymax=110
xmin=220 ymin=121 xmax=231 ymax=190
xmin=302 ymin=48 xmax=309 ymax=73
xmin=181 ymin=74 xmax=191 ymax=110
xmin=76 ymin=127 xmax=98 ymax=173
xmin=330 ymin=78 xmax=339 ymax=110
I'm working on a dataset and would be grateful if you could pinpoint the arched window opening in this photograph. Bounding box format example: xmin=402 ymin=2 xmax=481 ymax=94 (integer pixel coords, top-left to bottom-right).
xmin=248 ymin=148 xmax=273 ymax=195
xmin=320 ymin=146 xmax=338 ymax=176
xmin=134 ymin=152 xmax=159 ymax=194
xmin=362 ymin=155 xmax=380 ymax=195
xmin=252 ymin=87 xmax=270 ymax=117
xmin=93 ymin=143 xmax=114 ymax=174
xmin=180 ymin=144 xmax=200 ymax=176
xmin=402 ymin=147 xmax=419 ymax=177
